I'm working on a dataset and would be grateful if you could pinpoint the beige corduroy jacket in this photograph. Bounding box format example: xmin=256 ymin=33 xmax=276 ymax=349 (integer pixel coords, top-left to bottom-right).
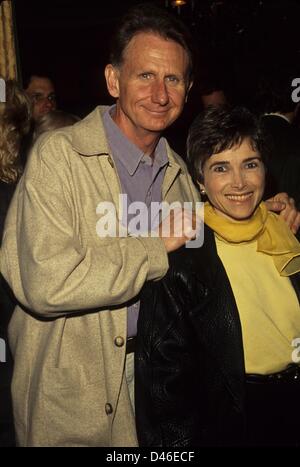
xmin=0 ymin=106 xmax=200 ymax=447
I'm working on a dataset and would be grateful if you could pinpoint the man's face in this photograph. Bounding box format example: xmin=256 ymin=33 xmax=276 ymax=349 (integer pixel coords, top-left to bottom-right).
xmin=26 ymin=76 xmax=56 ymax=121
xmin=105 ymin=32 xmax=191 ymax=144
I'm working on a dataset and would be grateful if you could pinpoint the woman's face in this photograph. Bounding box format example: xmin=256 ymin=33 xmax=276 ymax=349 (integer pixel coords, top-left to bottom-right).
xmin=200 ymin=138 xmax=265 ymax=221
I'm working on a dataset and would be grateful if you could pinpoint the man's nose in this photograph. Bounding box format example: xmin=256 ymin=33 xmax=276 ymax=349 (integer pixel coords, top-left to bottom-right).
xmin=152 ymin=80 xmax=169 ymax=105
xmin=44 ymin=98 xmax=56 ymax=110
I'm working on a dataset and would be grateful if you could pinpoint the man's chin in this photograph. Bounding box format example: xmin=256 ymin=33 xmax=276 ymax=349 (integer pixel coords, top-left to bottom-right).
xmin=39 ymin=109 xmax=52 ymax=117
xmin=144 ymin=120 xmax=172 ymax=133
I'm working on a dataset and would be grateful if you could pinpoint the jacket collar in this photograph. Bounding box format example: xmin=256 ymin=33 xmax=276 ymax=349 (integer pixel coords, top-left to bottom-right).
xmin=71 ymin=106 xmax=111 ymax=156
xmin=70 ymin=105 xmax=184 ymax=197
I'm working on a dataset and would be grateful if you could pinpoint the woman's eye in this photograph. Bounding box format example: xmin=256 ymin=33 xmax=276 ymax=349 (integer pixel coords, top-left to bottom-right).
xmin=245 ymin=162 xmax=258 ymax=169
xmin=213 ymin=166 xmax=227 ymax=173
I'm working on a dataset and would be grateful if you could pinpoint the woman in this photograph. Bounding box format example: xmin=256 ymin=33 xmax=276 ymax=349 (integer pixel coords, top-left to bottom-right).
xmin=0 ymin=79 xmax=31 ymax=230
xmin=0 ymin=79 xmax=31 ymax=446
xmin=135 ymin=105 xmax=300 ymax=446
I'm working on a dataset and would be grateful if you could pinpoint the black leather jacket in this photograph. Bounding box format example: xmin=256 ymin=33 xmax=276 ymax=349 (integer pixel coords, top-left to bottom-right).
xmin=135 ymin=224 xmax=300 ymax=447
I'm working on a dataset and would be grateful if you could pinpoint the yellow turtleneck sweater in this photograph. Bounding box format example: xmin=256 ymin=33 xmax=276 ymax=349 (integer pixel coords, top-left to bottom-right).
xmin=204 ymin=202 xmax=300 ymax=374
xmin=216 ymin=238 xmax=300 ymax=374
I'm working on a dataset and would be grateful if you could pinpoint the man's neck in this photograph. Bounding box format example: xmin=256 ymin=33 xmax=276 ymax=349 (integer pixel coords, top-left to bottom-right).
xmin=119 ymin=127 xmax=160 ymax=159
xmin=112 ymin=108 xmax=161 ymax=157
xmin=134 ymin=133 xmax=160 ymax=159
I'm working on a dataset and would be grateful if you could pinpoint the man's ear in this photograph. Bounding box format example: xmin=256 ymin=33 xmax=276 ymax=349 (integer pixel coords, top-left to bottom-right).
xmin=105 ymin=64 xmax=120 ymax=98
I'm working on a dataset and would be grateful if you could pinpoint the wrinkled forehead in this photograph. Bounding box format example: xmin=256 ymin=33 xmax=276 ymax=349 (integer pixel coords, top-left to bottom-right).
xmin=122 ymin=32 xmax=191 ymax=80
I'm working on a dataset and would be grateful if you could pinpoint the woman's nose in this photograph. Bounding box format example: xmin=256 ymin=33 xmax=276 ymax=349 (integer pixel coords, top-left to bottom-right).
xmin=231 ymin=169 xmax=246 ymax=188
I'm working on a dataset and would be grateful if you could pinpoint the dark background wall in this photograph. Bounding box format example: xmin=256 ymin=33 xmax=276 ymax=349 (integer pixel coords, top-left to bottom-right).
xmin=14 ymin=0 xmax=300 ymax=151
xmin=15 ymin=0 xmax=141 ymax=115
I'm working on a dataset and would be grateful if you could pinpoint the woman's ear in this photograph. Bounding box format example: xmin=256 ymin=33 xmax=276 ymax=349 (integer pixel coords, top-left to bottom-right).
xmin=105 ymin=64 xmax=120 ymax=98
xmin=198 ymin=182 xmax=206 ymax=196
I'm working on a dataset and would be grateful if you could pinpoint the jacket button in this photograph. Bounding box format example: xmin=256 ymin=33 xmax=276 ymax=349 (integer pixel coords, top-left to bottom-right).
xmin=105 ymin=403 xmax=113 ymax=415
xmin=114 ymin=336 xmax=125 ymax=347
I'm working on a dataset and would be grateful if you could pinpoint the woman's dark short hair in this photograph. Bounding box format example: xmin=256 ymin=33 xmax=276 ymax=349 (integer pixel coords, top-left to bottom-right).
xmin=187 ymin=105 xmax=268 ymax=184
xmin=109 ymin=2 xmax=195 ymax=83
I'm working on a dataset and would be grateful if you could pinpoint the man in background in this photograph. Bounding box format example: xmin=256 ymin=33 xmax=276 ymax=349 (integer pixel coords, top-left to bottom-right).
xmin=254 ymin=72 xmax=300 ymax=209
xmin=24 ymin=74 xmax=56 ymax=121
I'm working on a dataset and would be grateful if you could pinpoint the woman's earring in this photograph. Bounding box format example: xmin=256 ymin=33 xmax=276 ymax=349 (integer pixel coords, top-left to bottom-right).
xmin=200 ymin=188 xmax=206 ymax=195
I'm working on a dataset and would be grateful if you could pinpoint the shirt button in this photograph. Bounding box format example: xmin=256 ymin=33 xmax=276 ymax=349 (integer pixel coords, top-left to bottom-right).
xmin=114 ymin=336 xmax=125 ymax=347
xmin=105 ymin=403 xmax=113 ymax=415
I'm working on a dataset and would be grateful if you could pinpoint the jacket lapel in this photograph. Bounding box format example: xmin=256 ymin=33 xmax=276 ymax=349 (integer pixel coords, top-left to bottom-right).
xmin=190 ymin=226 xmax=245 ymax=410
xmin=162 ymin=145 xmax=182 ymax=200
xmin=71 ymin=106 xmax=123 ymax=223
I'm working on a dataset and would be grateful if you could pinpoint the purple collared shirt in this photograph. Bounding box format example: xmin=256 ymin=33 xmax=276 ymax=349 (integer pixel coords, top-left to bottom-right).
xmin=102 ymin=106 xmax=168 ymax=336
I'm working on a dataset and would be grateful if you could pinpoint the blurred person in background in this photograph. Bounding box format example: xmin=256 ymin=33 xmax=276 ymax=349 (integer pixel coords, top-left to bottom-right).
xmin=254 ymin=72 xmax=300 ymax=209
xmin=0 ymin=78 xmax=31 ymax=447
xmin=33 ymin=110 xmax=80 ymax=142
xmin=24 ymin=74 xmax=56 ymax=122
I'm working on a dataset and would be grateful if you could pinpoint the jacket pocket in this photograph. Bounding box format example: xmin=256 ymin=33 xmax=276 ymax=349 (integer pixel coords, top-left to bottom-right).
xmin=39 ymin=365 xmax=107 ymax=446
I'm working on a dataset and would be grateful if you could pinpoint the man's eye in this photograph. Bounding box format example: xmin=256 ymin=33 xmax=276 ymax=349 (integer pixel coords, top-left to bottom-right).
xmin=140 ymin=73 xmax=152 ymax=80
xmin=213 ymin=166 xmax=227 ymax=172
xmin=166 ymin=76 xmax=179 ymax=83
xmin=47 ymin=93 xmax=57 ymax=102
xmin=32 ymin=93 xmax=43 ymax=102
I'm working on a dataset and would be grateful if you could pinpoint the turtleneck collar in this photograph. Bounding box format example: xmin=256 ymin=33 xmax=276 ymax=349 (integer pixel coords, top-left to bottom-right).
xmin=204 ymin=202 xmax=300 ymax=276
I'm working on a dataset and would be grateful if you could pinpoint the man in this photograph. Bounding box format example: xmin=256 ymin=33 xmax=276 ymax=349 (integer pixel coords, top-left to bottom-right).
xmin=24 ymin=74 xmax=57 ymax=121
xmin=1 ymin=4 xmax=197 ymax=447
xmin=1 ymin=4 xmax=299 ymax=447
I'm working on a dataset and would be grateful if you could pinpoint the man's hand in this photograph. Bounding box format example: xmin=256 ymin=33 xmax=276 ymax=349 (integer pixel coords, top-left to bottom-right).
xmin=265 ymin=193 xmax=300 ymax=234
xmin=158 ymin=208 xmax=197 ymax=253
